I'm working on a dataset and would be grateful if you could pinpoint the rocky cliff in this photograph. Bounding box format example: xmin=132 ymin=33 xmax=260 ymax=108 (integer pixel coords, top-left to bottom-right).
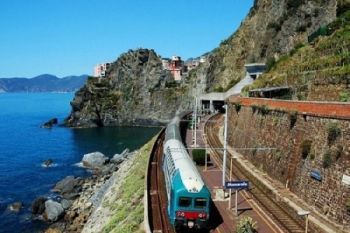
xmin=245 ymin=8 xmax=350 ymax=101
xmin=65 ymin=49 xmax=192 ymax=127
xmin=202 ymin=0 xmax=338 ymax=92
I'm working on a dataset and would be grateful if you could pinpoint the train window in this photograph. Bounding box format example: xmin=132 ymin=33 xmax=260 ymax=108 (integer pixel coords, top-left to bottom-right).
xmin=194 ymin=198 xmax=207 ymax=208
xmin=179 ymin=197 xmax=192 ymax=207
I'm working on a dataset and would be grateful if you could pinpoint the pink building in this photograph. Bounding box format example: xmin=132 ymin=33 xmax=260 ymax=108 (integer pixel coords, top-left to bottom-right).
xmin=93 ymin=63 xmax=111 ymax=77
xmin=162 ymin=55 xmax=184 ymax=81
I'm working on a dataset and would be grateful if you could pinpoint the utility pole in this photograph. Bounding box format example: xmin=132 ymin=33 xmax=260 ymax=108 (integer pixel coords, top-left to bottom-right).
xmin=194 ymin=97 xmax=198 ymax=148
xmin=222 ymin=104 xmax=228 ymax=187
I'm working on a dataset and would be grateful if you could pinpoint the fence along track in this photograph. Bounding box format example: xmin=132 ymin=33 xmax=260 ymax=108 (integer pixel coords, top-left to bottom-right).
xmin=205 ymin=114 xmax=307 ymax=233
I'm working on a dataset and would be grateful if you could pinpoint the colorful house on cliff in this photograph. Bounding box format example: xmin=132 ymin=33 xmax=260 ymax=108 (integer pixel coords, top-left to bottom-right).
xmin=94 ymin=63 xmax=111 ymax=77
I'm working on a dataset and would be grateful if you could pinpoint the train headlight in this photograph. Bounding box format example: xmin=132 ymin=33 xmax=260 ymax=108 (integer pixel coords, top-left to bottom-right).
xmin=198 ymin=212 xmax=207 ymax=219
xmin=176 ymin=211 xmax=185 ymax=217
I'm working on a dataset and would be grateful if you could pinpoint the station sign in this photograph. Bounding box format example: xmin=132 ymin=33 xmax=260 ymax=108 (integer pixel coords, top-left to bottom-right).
xmin=310 ymin=170 xmax=322 ymax=182
xmin=225 ymin=180 xmax=249 ymax=189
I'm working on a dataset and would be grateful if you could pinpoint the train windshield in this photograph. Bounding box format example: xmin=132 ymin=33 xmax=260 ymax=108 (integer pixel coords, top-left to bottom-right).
xmin=179 ymin=197 xmax=192 ymax=207
xmin=194 ymin=198 xmax=207 ymax=208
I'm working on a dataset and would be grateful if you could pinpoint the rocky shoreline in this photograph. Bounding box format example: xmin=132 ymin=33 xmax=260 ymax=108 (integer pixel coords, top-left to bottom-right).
xmin=31 ymin=149 xmax=136 ymax=233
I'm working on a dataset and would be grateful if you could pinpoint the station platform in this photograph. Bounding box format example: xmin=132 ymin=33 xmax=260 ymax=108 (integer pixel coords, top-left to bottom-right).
xmin=185 ymin=114 xmax=282 ymax=233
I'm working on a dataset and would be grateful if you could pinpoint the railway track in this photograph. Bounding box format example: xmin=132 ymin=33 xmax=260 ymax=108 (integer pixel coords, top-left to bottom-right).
xmin=205 ymin=114 xmax=308 ymax=233
xmin=147 ymin=130 xmax=175 ymax=233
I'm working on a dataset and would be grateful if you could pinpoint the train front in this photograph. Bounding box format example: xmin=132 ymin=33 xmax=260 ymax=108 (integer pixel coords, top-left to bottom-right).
xmin=172 ymin=173 xmax=211 ymax=230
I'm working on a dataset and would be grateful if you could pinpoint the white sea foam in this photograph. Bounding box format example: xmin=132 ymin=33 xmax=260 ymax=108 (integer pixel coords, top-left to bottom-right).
xmin=74 ymin=162 xmax=85 ymax=168
xmin=41 ymin=163 xmax=59 ymax=168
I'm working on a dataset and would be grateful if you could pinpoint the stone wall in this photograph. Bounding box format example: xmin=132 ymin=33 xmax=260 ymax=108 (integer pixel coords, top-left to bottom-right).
xmin=227 ymin=97 xmax=350 ymax=225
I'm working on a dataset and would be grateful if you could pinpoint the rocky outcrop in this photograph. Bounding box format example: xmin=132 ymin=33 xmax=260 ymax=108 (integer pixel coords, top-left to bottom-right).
xmin=41 ymin=118 xmax=58 ymax=128
xmin=7 ymin=202 xmax=22 ymax=213
xmin=53 ymin=176 xmax=82 ymax=199
xmin=65 ymin=49 xmax=192 ymax=128
xmin=44 ymin=200 xmax=64 ymax=222
xmin=42 ymin=159 xmax=54 ymax=167
xmin=32 ymin=197 xmax=47 ymax=215
xmin=82 ymin=152 xmax=108 ymax=170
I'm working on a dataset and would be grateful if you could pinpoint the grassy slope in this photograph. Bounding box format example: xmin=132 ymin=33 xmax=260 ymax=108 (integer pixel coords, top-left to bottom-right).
xmin=244 ymin=10 xmax=350 ymax=101
xmin=101 ymin=134 xmax=159 ymax=233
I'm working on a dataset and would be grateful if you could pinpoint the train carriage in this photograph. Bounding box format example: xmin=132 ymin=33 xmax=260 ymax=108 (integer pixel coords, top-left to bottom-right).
xmin=163 ymin=115 xmax=211 ymax=230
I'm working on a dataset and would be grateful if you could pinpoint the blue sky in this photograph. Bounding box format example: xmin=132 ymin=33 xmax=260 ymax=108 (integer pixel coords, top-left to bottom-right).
xmin=0 ymin=0 xmax=253 ymax=78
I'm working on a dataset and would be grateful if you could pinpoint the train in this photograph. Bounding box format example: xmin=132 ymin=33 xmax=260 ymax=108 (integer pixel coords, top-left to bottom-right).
xmin=162 ymin=114 xmax=211 ymax=230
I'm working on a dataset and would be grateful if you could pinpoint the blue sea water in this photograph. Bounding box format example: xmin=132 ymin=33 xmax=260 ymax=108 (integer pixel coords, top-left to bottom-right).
xmin=0 ymin=93 xmax=160 ymax=233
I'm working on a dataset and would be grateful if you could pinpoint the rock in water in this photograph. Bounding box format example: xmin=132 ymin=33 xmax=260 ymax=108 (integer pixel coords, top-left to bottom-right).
xmin=53 ymin=176 xmax=82 ymax=199
xmin=8 ymin=202 xmax=22 ymax=213
xmin=32 ymin=197 xmax=47 ymax=215
xmin=111 ymin=148 xmax=130 ymax=164
xmin=42 ymin=118 xmax=58 ymax=128
xmin=44 ymin=200 xmax=64 ymax=222
xmin=43 ymin=159 xmax=54 ymax=167
xmin=82 ymin=152 xmax=108 ymax=169
xmin=111 ymin=154 xmax=123 ymax=164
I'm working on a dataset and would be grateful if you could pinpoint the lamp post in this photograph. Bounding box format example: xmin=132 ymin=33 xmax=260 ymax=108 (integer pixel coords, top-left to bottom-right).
xmin=298 ymin=210 xmax=310 ymax=233
xmin=222 ymin=104 xmax=228 ymax=187
xmin=194 ymin=97 xmax=198 ymax=147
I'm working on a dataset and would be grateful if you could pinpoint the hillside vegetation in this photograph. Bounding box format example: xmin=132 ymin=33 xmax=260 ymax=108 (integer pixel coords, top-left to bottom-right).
xmin=100 ymin=135 xmax=157 ymax=233
xmin=201 ymin=0 xmax=338 ymax=92
xmin=244 ymin=10 xmax=350 ymax=101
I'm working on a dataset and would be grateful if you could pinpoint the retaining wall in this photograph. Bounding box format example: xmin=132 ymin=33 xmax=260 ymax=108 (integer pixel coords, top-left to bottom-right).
xmin=227 ymin=97 xmax=350 ymax=226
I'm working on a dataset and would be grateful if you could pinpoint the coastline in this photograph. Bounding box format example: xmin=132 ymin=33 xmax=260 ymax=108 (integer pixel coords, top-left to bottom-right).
xmin=46 ymin=134 xmax=159 ymax=233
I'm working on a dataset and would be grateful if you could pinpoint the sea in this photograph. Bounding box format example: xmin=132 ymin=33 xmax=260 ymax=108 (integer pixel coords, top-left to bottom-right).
xmin=0 ymin=92 xmax=160 ymax=233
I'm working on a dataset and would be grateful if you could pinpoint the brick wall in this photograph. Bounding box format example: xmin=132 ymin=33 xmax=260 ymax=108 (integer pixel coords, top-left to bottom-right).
xmin=227 ymin=97 xmax=350 ymax=225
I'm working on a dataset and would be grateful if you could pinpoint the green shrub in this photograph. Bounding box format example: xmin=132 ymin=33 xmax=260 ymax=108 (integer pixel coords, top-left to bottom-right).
xmin=267 ymin=22 xmax=282 ymax=31
xmin=225 ymin=79 xmax=240 ymax=91
xmin=259 ymin=105 xmax=270 ymax=116
xmin=214 ymin=86 xmax=224 ymax=92
xmin=192 ymin=149 xmax=206 ymax=165
xmin=289 ymin=111 xmax=298 ymax=129
xmin=323 ymin=150 xmax=332 ymax=168
xmin=309 ymin=153 xmax=315 ymax=160
xmin=327 ymin=123 xmax=341 ymax=144
xmin=165 ymin=81 xmax=178 ymax=88
xmin=275 ymin=151 xmax=283 ymax=162
xmin=335 ymin=145 xmax=344 ymax=160
xmin=251 ymin=105 xmax=258 ymax=114
xmin=289 ymin=43 xmax=305 ymax=56
xmin=339 ymin=90 xmax=350 ymax=102
xmin=286 ymin=0 xmax=303 ymax=9
xmin=300 ymin=140 xmax=312 ymax=159
xmin=237 ymin=216 xmax=257 ymax=233
xmin=266 ymin=57 xmax=276 ymax=71
xmin=234 ymin=102 xmax=242 ymax=113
